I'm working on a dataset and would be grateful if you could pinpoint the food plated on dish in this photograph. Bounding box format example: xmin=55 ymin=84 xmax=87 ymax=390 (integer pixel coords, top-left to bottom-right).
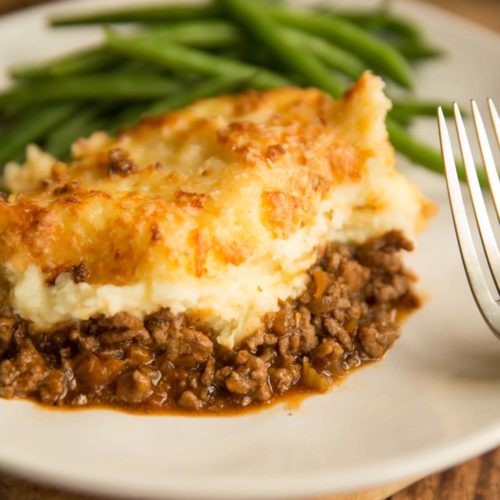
xmin=0 ymin=0 xmax=445 ymax=413
xmin=0 ymin=72 xmax=432 ymax=411
xmin=1 ymin=1 xmax=500 ymax=499
xmin=0 ymin=0 xmax=450 ymax=412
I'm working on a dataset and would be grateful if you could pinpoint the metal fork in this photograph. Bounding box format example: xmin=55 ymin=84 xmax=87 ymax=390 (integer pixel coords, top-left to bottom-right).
xmin=437 ymin=99 xmax=500 ymax=339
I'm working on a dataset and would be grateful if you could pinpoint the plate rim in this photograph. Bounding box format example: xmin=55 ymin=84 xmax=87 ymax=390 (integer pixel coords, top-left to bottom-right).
xmin=0 ymin=412 xmax=499 ymax=499
xmin=0 ymin=1 xmax=499 ymax=499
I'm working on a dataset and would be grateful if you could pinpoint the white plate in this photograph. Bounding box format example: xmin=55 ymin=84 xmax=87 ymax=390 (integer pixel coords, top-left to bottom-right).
xmin=1 ymin=1 xmax=500 ymax=499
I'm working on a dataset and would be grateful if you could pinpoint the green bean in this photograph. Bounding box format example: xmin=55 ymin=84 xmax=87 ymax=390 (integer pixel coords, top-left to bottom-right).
xmin=10 ymin=46 xmax=120 ymax=81
xmin=49 ymin=1 xmax=412 ymax=86
xmin=328 ymin=10 xmax=386 ymax=31
xmin=147 ymin=73 xmax=258 ymax=115
xmin=51 ymin=4 xmax=218 ymax=26
xmin=108 ymin=105 xmax=148 ymax=134
xmin=391 ymin=101 xmax=454 ymax=121
xmin=105 ymin=28 xmax=289 ymax=90
xmin=267 ymin=6 xmax=414 ymax=89
xmin=388 ymin=114 xmax=413 ymax=128
xmin=217 ymin=0 xmax=345 ymax=98
xmin=318 ymin=6 xmax=428 ymax=44
xmin=0 ymin=73 xmax=180 ymax=105
xmin=143 ymin=21 xmax=365 ymax=80
xmin=325 ymin=9 xmax=422 ymax=41
xmin=380 ymin=17 xmax=423 ymax=42
xmin=106 ymin=74 xmax=253 ymax=133
xmin=45 ymin=106 xmax=108 ymax=159
xmin=394 ymin=40 xmax=443 ymax=61
xmin=141 ymin=20 xmax=242 ymax=48
xmin=284 ymin=28 xmax=366 ymax=80
xmin=31 ymin=0 xmax=457 ymax=185
xmin=387 ymin=118 xmax=487 ymax=187
xmin=0 ymin=103 xmax=76 ymax=167
xmin=354 ymin=11 xmax=423 ymax=41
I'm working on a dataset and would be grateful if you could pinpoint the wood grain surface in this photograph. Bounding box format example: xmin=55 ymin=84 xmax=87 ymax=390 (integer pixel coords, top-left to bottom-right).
xmin=0 ymin=1 xmax=499 ymax=499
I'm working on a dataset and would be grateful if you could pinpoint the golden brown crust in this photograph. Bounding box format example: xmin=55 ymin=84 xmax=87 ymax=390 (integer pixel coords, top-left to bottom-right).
xmin=0 ymin=74 xmax=417 ymax=289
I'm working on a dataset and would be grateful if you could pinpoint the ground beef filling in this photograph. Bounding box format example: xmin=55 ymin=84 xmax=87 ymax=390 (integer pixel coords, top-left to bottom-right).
xmin=0 ymin=231 xmax=419 ymax=412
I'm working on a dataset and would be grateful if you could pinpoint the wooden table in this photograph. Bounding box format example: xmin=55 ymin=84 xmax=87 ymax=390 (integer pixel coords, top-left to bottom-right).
xmin=0 ymin=1 xmax=499 ymax=499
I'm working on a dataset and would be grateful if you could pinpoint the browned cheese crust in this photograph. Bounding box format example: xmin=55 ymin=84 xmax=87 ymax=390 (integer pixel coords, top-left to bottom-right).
xmin=0 ymin=75 xmax=401 ymax=286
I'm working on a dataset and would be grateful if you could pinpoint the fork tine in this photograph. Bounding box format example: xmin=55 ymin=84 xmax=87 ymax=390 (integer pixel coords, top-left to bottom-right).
xmin=488 ymin=98 xmax=500 ymax=148
xmin=438 ymin=108 xmax=500 ymax=334
xmin=472 ymin=100 xmax=500 ymax=221
xmin=453 ymin=103 xmax=500 ymax=291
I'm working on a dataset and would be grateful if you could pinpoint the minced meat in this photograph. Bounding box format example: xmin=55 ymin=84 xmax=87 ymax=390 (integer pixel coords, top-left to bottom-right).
xmin=0 ymin=231 xmax=419 ymax=413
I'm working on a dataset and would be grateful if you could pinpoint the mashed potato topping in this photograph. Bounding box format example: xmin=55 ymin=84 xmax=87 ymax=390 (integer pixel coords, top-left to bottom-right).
xmin=0 ymin=73 xmax=431 ymax=347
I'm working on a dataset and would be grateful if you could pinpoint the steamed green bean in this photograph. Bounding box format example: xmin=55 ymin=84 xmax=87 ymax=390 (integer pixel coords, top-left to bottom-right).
xmin=0 ymin=103 xmax=76 ymax=165
xmin=139 ymin=20 xmax=242 ymax=48
xmin=148 ymin=73 xmax=257 ymax=115
xmin=334 ymin=11 xmax=423 ymax=42
xmin=108 ymin=104 xmax=148 ymax=134
xmin=45 ymin=106 xmax=108 ymax=158
xmin=105 ymin=28 xmax=290 ymax=90
xmin=50 ymin=2 xmax=413 ymax=88
xmin=51 ymin=4 xmax=217 ymax=26
xmin=0 ymin=73 xmax=180 ymax=105
xmin=218 ymin=0 xmax=345 ymax=98
xmin=143 ymin=21 xmax=366 ymax=80
xmin=387 ymin=118 xmax=487 ymax=187
xmin=10 ymin=46 xmax=120 ymax=80
xmin=284 ymin=28 xmax=366 ymax=80
xmin=267 ymin=6 xmax=414 ymax=88
xmin=0 ymin=0 xmax=462 ymax=185
xmin=391 ymin=101 xmax=454 ymax=120
xmin=394 ymin=40 xmax=443 ymax=60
